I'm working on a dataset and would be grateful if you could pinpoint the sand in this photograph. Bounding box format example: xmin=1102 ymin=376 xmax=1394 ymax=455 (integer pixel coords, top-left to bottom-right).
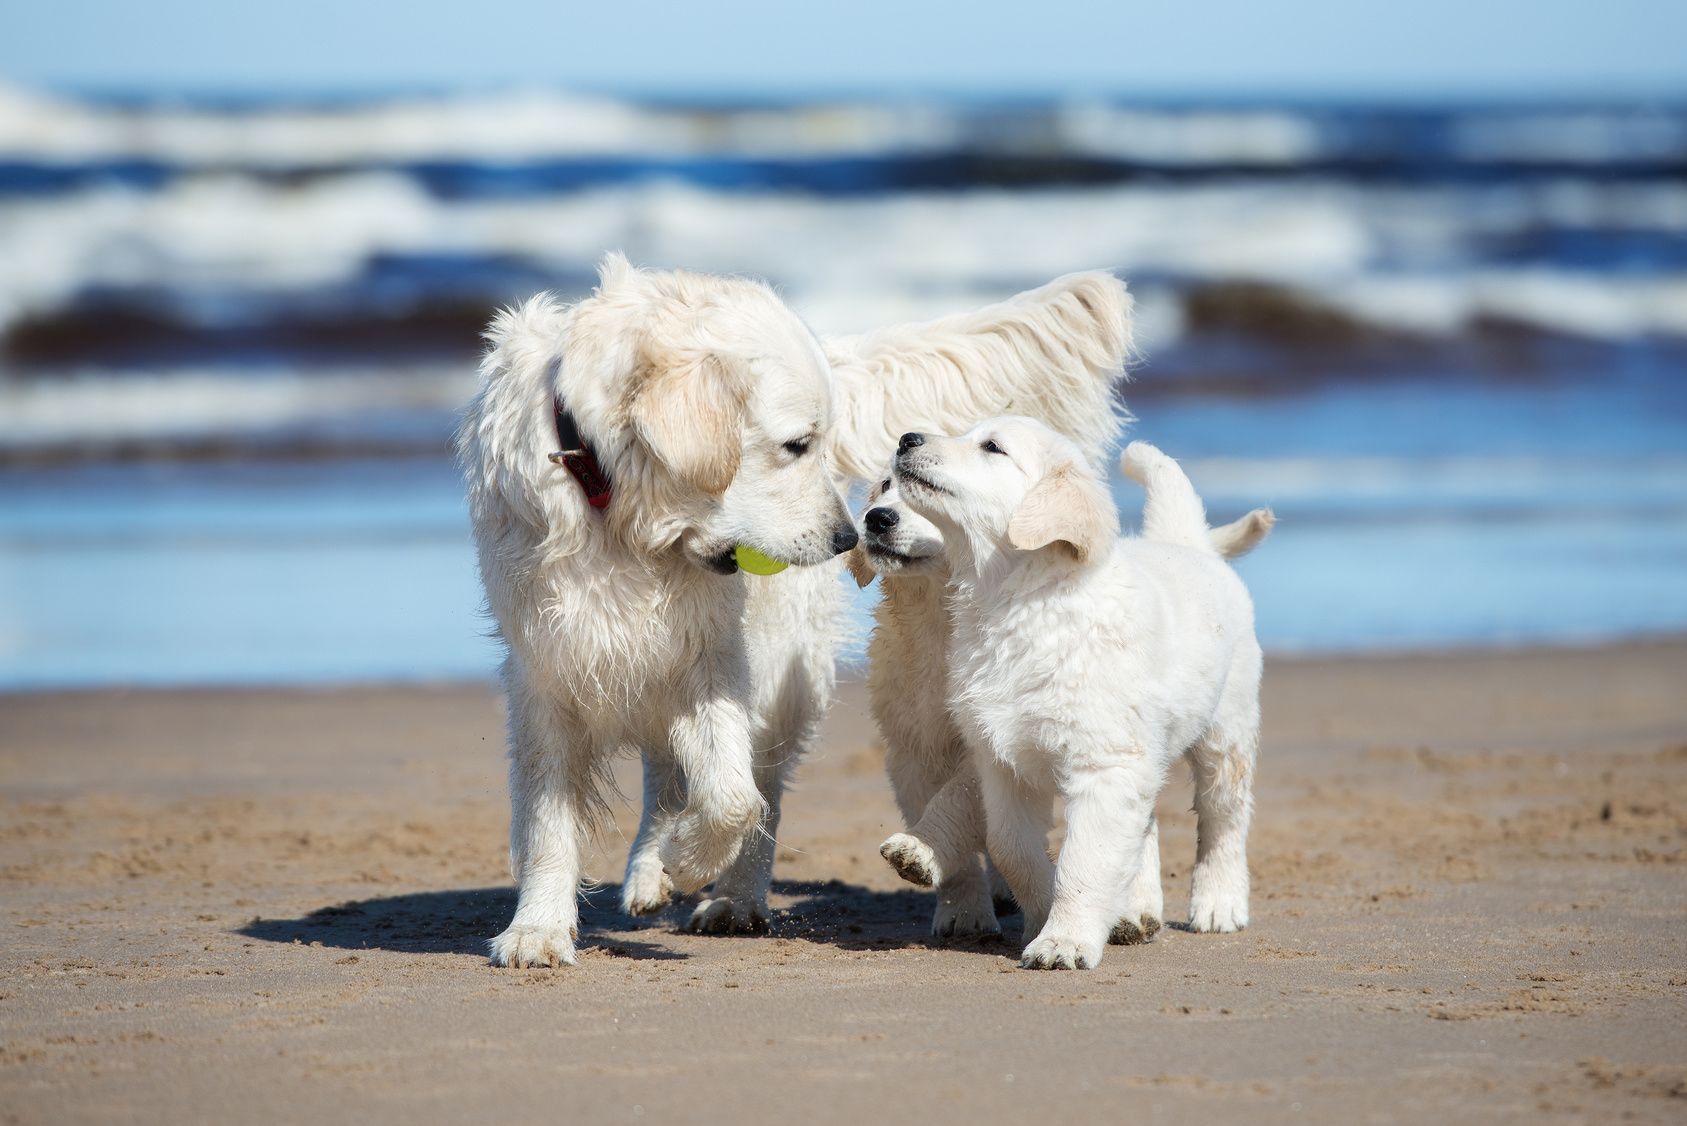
xmin=2 ymin=640 xmax=1685 ymax=1123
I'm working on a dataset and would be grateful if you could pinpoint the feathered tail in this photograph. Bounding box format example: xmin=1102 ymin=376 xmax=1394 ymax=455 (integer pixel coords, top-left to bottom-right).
xmin=824 ymin=271 xmax=1133 ymax=478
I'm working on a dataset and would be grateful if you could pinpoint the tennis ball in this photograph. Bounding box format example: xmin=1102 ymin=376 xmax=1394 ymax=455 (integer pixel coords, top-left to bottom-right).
xmin=734 ymin=545 xmax=789 ymax=576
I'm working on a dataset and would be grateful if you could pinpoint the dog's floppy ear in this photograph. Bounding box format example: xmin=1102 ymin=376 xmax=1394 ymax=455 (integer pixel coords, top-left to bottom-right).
xmin=844 ymin=545 xmax=876 ymax=588
xmin=1008 ymin=462 xmax=1118 ymax=564
xmin=629 ymin=352 xmax=745 ymax=494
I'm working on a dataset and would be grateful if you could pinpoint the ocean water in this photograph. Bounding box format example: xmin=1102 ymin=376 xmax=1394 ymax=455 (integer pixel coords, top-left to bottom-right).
xmin=1 ymin=89 xmax=1684 ymax=689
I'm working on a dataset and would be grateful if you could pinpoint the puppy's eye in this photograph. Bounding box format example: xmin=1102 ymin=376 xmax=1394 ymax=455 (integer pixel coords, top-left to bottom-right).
xmin=783 ymin=437 xmax=813 ymax=457
xmin=981 ymin=439 xmax=1006 ymax=455
xmin=881 ymin=479 xmax=891 ymax=491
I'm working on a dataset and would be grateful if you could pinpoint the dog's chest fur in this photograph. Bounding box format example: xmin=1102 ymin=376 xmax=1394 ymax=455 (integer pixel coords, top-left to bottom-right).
xmin=494 ymin=541 xmax=842 ymax=750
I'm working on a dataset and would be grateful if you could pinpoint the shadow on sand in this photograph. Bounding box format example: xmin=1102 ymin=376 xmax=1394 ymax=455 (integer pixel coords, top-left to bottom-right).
xmin=238 ymin=879 xmax=1012 ymax=960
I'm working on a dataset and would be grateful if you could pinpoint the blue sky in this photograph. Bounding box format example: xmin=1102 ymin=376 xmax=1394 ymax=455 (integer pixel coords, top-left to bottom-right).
xmin=4 ymin=0 xmax=1683 ymax=98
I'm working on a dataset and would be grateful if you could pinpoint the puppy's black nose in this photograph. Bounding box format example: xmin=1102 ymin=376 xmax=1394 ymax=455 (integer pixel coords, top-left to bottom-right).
xmin=864 ymin=507 xmax=899 ymax=535
xmin=831 ymin=525 xmax=859 ymax=555
xmin=898 ymin=432 xmax=925 ymax=453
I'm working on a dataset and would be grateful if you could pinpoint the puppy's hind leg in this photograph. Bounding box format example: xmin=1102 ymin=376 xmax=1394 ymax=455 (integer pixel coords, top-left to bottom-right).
xmin=622 ymin=753 xmax=681 ymax=917
xmin=1188 ymin=688 xmax=1259 ymax=934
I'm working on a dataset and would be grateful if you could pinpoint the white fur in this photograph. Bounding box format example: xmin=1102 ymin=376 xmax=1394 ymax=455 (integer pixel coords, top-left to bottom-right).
xmin=896 ymin=420 xmax=1265 ymax=970
xmin=458 ymin=257 xmax=1136 ymax=966
xmin=855 ymin=450 xmax=1271 ymax=944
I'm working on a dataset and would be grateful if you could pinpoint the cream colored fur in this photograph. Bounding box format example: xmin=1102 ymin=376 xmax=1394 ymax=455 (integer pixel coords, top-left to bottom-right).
xmin=895 ymin=419 xmax=1267 ymax=970
xmin=458 ymin=257 xmax=1135 ymax=967
xmin=857 ymin=452 xmax=1271 ymax=943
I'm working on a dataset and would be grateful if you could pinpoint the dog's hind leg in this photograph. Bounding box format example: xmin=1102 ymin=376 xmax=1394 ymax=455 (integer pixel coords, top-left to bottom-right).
xmin=490 ymin=677 xmax=587 ymax=969
xmin=1187 ymin=672 xmax=1260 ymax=934
xmin=622 ymin=754 xmax=681 ymax=917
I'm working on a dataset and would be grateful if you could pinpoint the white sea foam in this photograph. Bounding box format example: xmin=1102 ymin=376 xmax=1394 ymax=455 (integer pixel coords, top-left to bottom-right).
xmin=3 ymin=173 xmax=1685 ymax=348
xmin=0 ymin=366 xmax=476 ymax=448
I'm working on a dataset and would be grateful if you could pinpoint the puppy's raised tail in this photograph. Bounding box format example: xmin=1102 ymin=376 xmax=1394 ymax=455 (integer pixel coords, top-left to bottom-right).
xmin=1120 ymin=441 xmax=1274 ymax=560
xmin=1208 ymin=508 xmax=1275 ymax=560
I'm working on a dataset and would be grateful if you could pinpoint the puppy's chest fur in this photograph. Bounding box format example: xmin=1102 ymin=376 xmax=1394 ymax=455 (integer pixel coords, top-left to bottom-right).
xmin=867 ymin=576 xmax=956 ymax=760
xmin=948 ymin=545 xmax=1250 ymax=775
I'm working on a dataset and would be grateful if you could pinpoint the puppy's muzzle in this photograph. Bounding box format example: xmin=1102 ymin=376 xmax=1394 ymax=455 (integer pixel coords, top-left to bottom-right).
xmin=864 ymin=507 xmax=899 ymax=536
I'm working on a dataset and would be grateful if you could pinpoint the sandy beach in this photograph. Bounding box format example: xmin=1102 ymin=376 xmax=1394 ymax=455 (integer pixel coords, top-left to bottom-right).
xmin=2 ymin=639 xmax=1685 ymax=1123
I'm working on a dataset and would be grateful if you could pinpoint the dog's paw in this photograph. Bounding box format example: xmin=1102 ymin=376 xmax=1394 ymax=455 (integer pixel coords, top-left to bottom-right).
xmin=1188 ymin=896 xmax=1248 ymax=934
xmin=686 ymin=895 xmax=770 ymax=935
xmin=1108 ymin=912 xmax=1163 ymax=945
xmin=621 ymin=864 xmax=673 ymax=917
xmin=489 ymin=923 xmax=577 ymax=968
xmin=880 ymin=833 xmax=937 ymax=888
xmin=933 ymin=890 xmax=1002 ymax=941
xmin=1020 ymin=931 xmax=1103 ymax=971
xmin=661 ymin=794 xmax=763 ymax=895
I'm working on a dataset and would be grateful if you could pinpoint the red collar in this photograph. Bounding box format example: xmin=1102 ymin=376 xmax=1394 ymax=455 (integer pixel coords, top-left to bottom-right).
xmin=548 ymin=397 xmax=612 ymax=509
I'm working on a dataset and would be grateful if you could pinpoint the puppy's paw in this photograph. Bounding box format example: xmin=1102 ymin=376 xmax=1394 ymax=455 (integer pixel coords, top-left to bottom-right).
xmin=933 ymin=890 xmax=1002 ymax=941
xmin=1108 ymin=912 xmax=1163 ymax=945
xmin=687 ymin=895 xmax=770 ymax=935
xmin=1020 ymin=932 xmax=1103 ymax=971
xmin=489 ymin=923 xmax=577 ymax=969
xmin=880 ymin=833 xmax=937 ymax=888
xmin=1188 ymin=896 xmax=1249 ymax=934
xmin=620 ymin=864 xmax=673 ymax=917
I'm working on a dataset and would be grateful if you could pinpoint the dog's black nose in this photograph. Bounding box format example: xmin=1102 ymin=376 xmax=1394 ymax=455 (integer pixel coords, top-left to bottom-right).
xmin=898 ymin=432 xmax=925 ymax=453
xmin=864 ymin=507 xmax=899 ymax=535
xmin=831 ymin=525 xmax=859 ymax=555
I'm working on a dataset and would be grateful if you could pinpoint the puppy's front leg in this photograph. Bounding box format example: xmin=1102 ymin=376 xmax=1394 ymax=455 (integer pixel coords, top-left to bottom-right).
xmin=976 ymin=755 xmax=1056 ymax=944
xmin=880 ymin=764 xmax=998 ymax=938
xmin=490 ymin=683 xmax=586 ymax=969
xmin=1023 ymin=762 xmax=1155 ymax=971
xmin=660 ymin=659 xmax=765 ymax=895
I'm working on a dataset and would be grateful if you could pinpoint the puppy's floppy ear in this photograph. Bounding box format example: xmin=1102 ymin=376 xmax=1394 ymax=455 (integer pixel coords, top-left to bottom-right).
xmin=629 ymin=352 xmax=745 ymax=494
xmin=844 ymin=545 xmax=877 ymax=588
xmin=1008 ymin=462 xmax=1118 ymax=564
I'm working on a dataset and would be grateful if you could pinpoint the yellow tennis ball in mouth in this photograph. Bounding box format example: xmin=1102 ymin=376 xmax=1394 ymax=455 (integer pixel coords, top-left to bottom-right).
xmin=734 ymin=545 xmax=789 ymax=576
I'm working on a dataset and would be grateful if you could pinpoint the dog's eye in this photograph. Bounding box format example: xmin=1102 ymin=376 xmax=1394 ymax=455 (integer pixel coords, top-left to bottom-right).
xmin=881 ymin=479 xmax=891 ymax=492
xmin=981 ymin=439 xmax=1006 ymax=455
xmin=783 ymin=437 xmax=813 ymax=457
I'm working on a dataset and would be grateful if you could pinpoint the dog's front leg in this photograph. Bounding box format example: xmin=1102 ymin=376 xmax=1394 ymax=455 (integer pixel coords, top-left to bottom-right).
xmin=660 ymin=658 xmax=765 ymax=895
xmin=687 ymin=753 xmax=788 ymax=934
xmin=490 ymin=683 xmax=586 ymax=968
